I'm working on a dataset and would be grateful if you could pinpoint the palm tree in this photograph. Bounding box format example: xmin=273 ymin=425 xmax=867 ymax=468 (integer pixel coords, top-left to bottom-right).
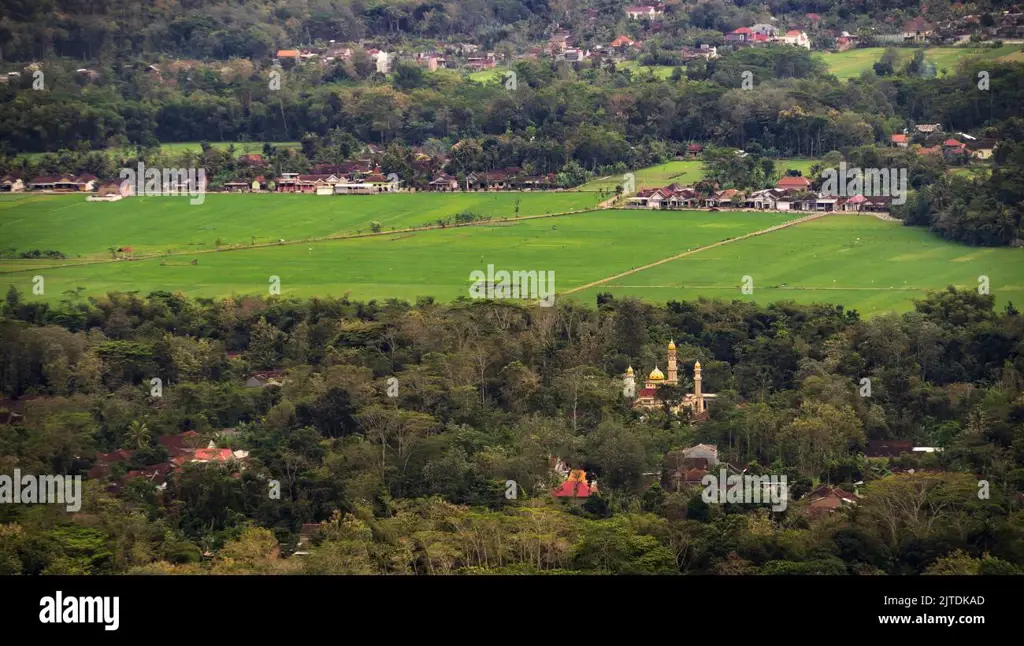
xmin=126 ymin=420 xmax=151 ymax=449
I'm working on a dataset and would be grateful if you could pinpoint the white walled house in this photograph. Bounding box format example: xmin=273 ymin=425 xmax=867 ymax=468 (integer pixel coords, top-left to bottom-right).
xmin=783 ymin=30 xmax=811 ymax=49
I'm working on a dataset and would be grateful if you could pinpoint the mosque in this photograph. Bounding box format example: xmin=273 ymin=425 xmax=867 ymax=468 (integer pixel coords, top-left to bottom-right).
xmin=624 ymin=341 xmax=716 ymax=417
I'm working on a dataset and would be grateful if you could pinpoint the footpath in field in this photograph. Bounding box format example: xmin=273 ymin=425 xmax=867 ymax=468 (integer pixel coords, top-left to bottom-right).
xmin=560 ymin=212 xmax=826 ymax=295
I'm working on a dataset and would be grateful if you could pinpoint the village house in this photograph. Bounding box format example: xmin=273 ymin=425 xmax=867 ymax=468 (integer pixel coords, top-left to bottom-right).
xmin=864 ymin=440 xmax=913 ymax=458
xmin=29 ymin=174 xmax=97 ymax=192
xmin=751 ymin=23 xmax=779 ymax=38
xmin=680 ymin=44 xmax=718 ymax=61
xmin=610 ymin=35 xmax=635 ymax=49
xmin=428 ymin=175 xmax=460 ymax=192
xmin=783 ymin=30 xmax=811 ymax=48
xmin=726 ymin=27 xmax=754 ymax=43
xmin=549 ymin=31 xmax=571 ymax=55
xmin=625 ymin=4 xmax=664 ymax=20
xmin=551 ymin=469 xmax=598 ymax=504
xmin=276 ymin=49 xmax=301 ymax=63
xmin=903 ymin=17 xmax=936 ymax=42
xmin=416 ymin=53 xmax=444 ymax=71
xmin=466 ymin=53 xmax=497 ymax=70
xmin=775 ymin=175 xmax=812 ymax=191
xmin=891 ymin=133 xmax=909 ymax=148
xmin=805 ymin=484 xmax=858 ymax=519
xmin=0 ymin=175 xmax=24 ymax=192
xmin=685 ymin=143 xmax=705 ymax=158
xmin=836 ymin=34 xmax=857 ymax=51
xmin=967 ymin=138 xmax=997 ymax=159
xmin=562 ymin=48 xmax=588 ymax=62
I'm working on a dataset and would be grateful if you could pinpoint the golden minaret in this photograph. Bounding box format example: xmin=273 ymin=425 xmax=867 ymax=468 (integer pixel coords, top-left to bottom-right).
xmin=667 ymin=340 xmax=678 ymax=385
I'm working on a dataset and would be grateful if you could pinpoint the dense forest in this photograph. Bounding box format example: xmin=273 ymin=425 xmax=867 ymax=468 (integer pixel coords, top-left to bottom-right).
xmin=1 ymin=286 xmax=1023 ymax=574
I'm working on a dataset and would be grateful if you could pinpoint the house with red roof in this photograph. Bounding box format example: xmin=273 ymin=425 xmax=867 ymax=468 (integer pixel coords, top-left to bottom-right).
xmin=726 ymin=27 xmax=753 ymax=43
xmin=942 ymin=138 xmax=968 ymax=160
xmin=551 ymin=469 xmax=598 ymax=503
xmin=610 ymin=35 xmax=635 ymax=48
xmin=891 ymin=133 xmax=908 ymax=148
xmin=775 ymin=175 xmax=812 ymax=191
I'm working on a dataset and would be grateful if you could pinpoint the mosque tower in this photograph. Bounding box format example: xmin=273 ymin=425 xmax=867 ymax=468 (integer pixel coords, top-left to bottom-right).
xmin=667 ymin=340 xmax=678 ymax=385
xmin=694 ymin=361 xmax=703 ymax=412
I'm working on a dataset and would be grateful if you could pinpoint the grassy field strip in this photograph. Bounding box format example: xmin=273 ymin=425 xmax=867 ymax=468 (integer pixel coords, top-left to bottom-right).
xmin=569 ymin=215 xmax=1024 ymax=314
xmin=560 ymin=212 xmax=826 ymax=295
xmin=0 ymin=203 xmax=607 ymax=275
xmin=10 ymin=210 xmax=798 ymax=303
xmin=0 ymin=191 xmax=602 ymax=260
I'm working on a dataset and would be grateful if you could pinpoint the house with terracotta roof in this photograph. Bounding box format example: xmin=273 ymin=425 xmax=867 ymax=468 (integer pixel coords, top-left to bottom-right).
xmin=891 ymin=133 xmax=908 ymax=148
xmin=775 ymin=175 xmax=812 ymax=191
xmin=551 ymin=469 xmax=598 ymax=503
xmin=726 ymin=27 xmax=753 ymax=43
xmin=805 ymin=484 xmax=858 ymax=519
xmin=942 ymin=138 xmax=968 ymax=161
xmin=783 ymin=30 xmax=810 ymax=49
xmin=276 ymin=49 xmax=300 ymax=61
xmin=610 ymin=35 xmax=635 ymax=48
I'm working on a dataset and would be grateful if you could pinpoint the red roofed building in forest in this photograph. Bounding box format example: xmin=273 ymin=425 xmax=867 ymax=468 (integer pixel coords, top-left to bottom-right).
xmin=551 ymin=469 xmax=597 ymax=502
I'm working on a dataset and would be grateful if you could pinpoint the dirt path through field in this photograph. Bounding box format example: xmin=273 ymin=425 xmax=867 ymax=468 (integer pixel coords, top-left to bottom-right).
xmin=560 ymin=212 xmax=826 ymax=295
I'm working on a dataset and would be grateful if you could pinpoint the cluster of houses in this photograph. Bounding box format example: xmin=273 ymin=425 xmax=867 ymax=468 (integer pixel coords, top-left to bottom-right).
xmin=895 ymin=126 xmax=997 ymax=161
xmin=896 ymin=9 xmax=1024 ymax=43
xmin=1 ymin=164 xmax=565 ymax=197
xmin=626 ymin=174 xmax=893 ymax=213
xmin=274 ymin=42 xmax=502 ymax=74
xmin=87 ymin=430 xmax=250 ymax=493
xmin=726 ymin=24 xmax=811 ymax=49
xmin=552 ymin=438 xmax=944 ymax=518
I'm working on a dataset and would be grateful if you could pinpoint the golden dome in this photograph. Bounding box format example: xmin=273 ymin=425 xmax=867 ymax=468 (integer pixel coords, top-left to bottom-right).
xmin=626 ymin=365 xmax=634 ymax=376
xmin=668 ymin=340 xmax=676 ymax=350
xmin=694 ymin=361 xmax=701 ymax=369
xmin=648 ymin=366 xmax=665 ymax=381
